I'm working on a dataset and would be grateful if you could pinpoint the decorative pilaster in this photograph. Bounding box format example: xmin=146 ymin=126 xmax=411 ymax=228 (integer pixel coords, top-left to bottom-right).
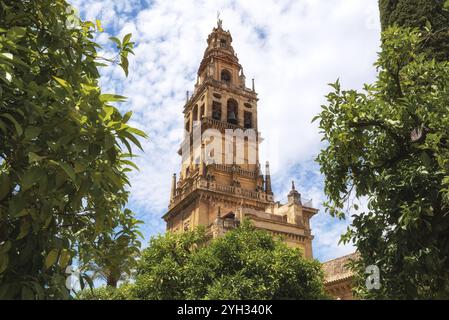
xmin=170 ymin=173 xmax=177 ymax=201
xmin=265 ymin=161 xmax=273 ymax=195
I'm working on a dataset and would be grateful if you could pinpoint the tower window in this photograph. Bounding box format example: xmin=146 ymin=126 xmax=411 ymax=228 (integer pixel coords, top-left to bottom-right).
xmin=221 ymin=69 xmax=232 ymax=83
xmin=220 ymin=39 xmax=227 ymax=47
xmin=192 ymin=105 xmax=198 ymax=122
xmin=227 ymin=99 xmax=238 ymax=125
xmin=212 ymin=101 xmax=222 ymax=120
xmin=244 ymin=111 xmax=252 ymax=129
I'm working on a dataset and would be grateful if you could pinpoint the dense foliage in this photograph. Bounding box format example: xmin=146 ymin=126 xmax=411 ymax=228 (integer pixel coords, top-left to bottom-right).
xmin=79 ymin=209 xmax=143 ymax=288
xmin=79 ymin=222 xmax=327 ymax=300
xmin=76 ymin=282 xmax=133 ymax=300
xmin=378 ymin=0 xmax=449 ymax=61
xmin=0 ymin=0 xmax=145 ymax=299
xmin=315 ymin=27 xmax=449 ymax=299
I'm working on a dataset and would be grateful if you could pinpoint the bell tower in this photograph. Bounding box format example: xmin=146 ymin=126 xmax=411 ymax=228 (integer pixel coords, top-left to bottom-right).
xmin=162 ymin=20 xmax=318 ymax=259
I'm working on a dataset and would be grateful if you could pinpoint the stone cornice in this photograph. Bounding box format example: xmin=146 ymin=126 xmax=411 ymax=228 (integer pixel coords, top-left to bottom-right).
xmin=163 ymin=182 xmax=271 ymax=221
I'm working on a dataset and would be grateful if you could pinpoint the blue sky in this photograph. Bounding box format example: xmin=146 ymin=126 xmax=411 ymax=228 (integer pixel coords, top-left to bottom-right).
xmin=71 ymin=0 xmax=381 ymax=262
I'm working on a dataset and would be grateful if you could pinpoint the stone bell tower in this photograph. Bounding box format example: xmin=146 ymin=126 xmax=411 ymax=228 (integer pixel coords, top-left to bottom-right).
xmin=162 ymin=19 xmax=318 ymax=259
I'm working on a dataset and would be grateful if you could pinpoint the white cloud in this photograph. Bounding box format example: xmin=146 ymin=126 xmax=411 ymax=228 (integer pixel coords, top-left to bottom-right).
xmin=71 ymin=0 xmax=381 ymax=261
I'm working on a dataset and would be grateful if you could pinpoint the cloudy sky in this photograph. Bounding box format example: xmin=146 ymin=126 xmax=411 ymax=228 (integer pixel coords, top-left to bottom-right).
xmin=71 ymin=0 xmax=381 ymax=262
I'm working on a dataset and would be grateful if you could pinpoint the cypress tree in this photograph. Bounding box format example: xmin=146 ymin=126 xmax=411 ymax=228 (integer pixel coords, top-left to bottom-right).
xmin=378 ymin=0 xmax=449 ymax=61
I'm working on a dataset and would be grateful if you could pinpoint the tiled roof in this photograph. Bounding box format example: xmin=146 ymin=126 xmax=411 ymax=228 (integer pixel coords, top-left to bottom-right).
xmin=322 ymin=252 xmax=359 ymax=284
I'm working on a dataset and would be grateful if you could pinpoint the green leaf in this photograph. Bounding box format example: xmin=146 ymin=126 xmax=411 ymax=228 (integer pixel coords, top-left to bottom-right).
xmin=45 ymin=249 xmax=59 ymax=269
xmin=120 ymin=159 xmax=140 ymax=171
xmin=28 ymin=152 xmax=45 ymax=163
xmin=7 ymin=26 xmax=26 ymax=38
xmin=0 ymin=241 xmax=11 ymax=255
xmin=118 ymin=136 xmax=133 ymax=155
xmin=0 ymin=113 xmax=23 ymax=136
xmin=420 ymin=152 xmax=432 ymax=169
xmin=0 ymin=254 xmax=9 ymax=274
xmin=120 ymin=55 xmax=129 ymax=77
xmin=51 ymin=161 xmax=76 ymax=182
xmin=84 ymin=274 xmax=94 ymax=290
xmin=22 ymin=167 xmax=44 ymax=191
xmin=103 ymin=106 xmax=115 ymax=121
xmin=121 ymin=131 xmax=143 ymax=151
xmin=95 ymin=19 xmax=104 ymax=32
xmin=52 ymin=76 xmax=70 ymax=89
xmin=0 ymin=119 xmax=6 ymax=134
xmin=25 ymin=126 xmax=41 ymax=140
xmin=104 ymin=133 xmax=115 ymax=150
xmin=95 ymin=215 xmax=104 ymax=233
xmin=109 ymin=36 xmax=121 ymax=48
xmin=122 ymin=111 xmax=132 ymax=123
xmin=123 ymin=33 xmax=132 ymax=45
xmin=9 ymin=197 xmax=26 ymax=217
xmin=100 ymin=94 xmax=127 ymax=103
xmin=126 ymin=126 xmax=147 ymax=138
xmin=0 ymin=174 xmax=10 ymax=201
xmin=59 ymin=162 xmax=76 ymax=182
xmin=16 ymin=219 xmax=31 ymax=240
xmin=59 ymin=249 xmax=71 ymax=268
xmin=0 ymin=69 xmax=12 ymax=84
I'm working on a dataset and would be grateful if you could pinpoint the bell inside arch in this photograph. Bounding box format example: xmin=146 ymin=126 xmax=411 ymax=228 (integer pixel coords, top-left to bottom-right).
xmin=227 ymin=111 xmax=237 ymax=124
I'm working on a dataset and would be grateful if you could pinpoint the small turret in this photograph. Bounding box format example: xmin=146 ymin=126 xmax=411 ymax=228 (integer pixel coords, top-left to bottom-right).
xmin=288 ymin=180 xmax=301 ymax=204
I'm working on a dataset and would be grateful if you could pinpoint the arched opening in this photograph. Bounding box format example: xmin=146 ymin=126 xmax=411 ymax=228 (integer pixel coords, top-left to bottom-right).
xmin=244 ymin=111 xmax=252 ymax=129
xmin=223 ymin=211 xmax=235 ymax=219
xmin=192 ymin=104 xmax=198 ymax=123
xmin=221 ymin=69 xmax=232 ymax=83
xmin=222 ymin=211 xmax=239 ymax=229
xmin=227 ymin=99 xmax=238 ymax=125
xmin=212 ymin=101 xmax=222 ymax=120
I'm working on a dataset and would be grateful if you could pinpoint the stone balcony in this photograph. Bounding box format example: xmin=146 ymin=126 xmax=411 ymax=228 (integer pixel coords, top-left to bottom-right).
xmin=177 ymin=116 xmax=261 ymax=156
xmin=210 ymin=163 xmax=258 ymax=178
xmin=169 ymin=177 xmax=273 ymax=209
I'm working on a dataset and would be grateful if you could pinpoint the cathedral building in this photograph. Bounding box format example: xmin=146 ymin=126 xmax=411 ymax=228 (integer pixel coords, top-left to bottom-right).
xmin=162 ymin=20 xmax=355 ymax=299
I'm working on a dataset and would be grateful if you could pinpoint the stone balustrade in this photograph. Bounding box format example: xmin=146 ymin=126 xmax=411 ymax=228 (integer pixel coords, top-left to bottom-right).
xmin=169 ymin=177 xmax=270 ymax=209
xmin=211 ymin=163 xmax=257 ymax=178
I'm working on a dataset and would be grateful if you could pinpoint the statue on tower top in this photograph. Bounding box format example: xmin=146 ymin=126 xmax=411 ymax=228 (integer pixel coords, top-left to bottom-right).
xmin=217 ymin=11 xmax=223 ymax=29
